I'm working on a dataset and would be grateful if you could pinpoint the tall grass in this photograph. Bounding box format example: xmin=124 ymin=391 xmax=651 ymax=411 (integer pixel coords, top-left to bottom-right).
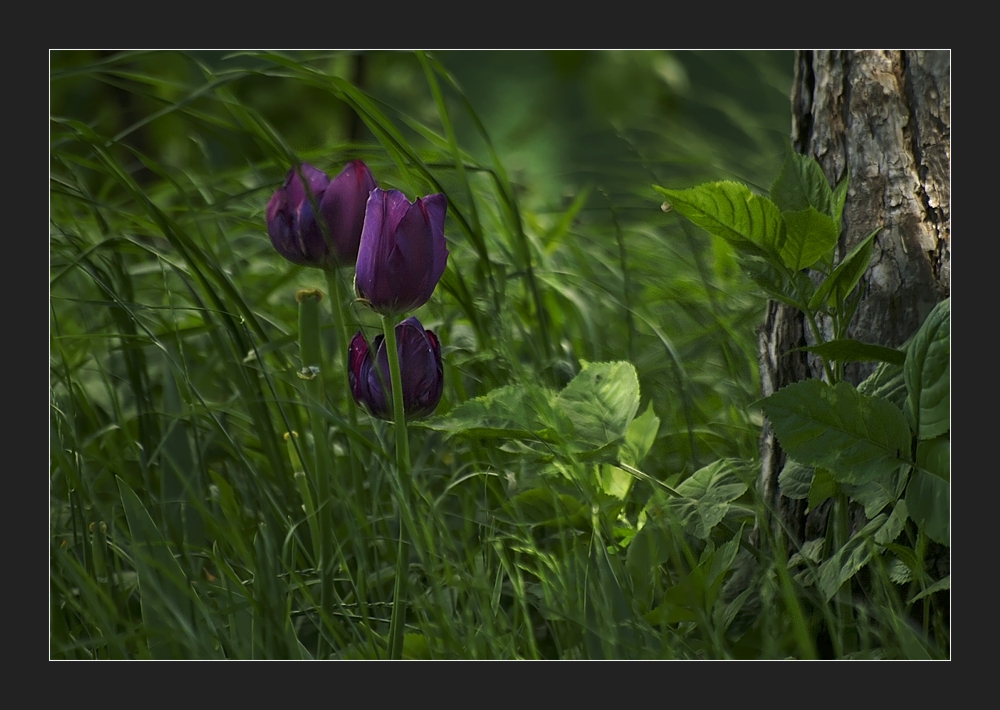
xmin=50 ymin=50 xmax=944 ymax=659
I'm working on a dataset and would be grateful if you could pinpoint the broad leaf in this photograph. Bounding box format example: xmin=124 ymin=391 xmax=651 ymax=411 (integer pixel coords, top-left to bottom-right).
xmin=666 ymin=458 xmax=751 ymax=539
xmin=770 ymin=151 xmax=835 ymax=216
xmin=904 ymin=299 xmax=950 ymax=439
xmin=906 ymin=467 xmax=949 ymax=545
xmin=421 ymin=384 xmax=555 ymax=441
xmin=621 ymin=402 xmax=660 ymax=466
xmin=799 ymin=339 xmax=906 ymax=367
xmin=778 ymin=458 xmax=814 ymax=500
xmin=807 ymin=467 xmax=837 ymax=512
xmin=780 ymin=207 xmax=840 ymax=271
xmin=842 ymin=466 xmax=909 ymax=519
xmin=759 ymin=380 xmax=911 ymax=485
xmin=857 ymin=360 xmax=908 ymax=412
xmin=656 ymin=181 xmax=786 ymax=258
xmin=556 ymin=360 xmax=641 ymax=452
xmin=874 ymin=500 xmax=908 ymax=545
xmin=917 ymin=436 xmax=949 ymax=482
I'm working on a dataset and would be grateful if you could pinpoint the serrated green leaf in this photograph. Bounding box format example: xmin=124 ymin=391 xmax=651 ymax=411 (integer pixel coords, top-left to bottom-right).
xmin=778 ymin=458 xmax=815 ymax=500
xmin=887 ymin=557 xmax=914 ymax=585
xmin=908 ymin=575 xmax=950 ymax=603
xmin=842 ymin=466 xmax=909 ymax=519
xmin=421 ymin=384 xmax=555 ymax=441
xmin=556 ymin=361 xmax=641 ymax=452
xmin=759 ymin=380 xmax=911 ymax=485
xmin=857 ymin=360 xmax=908 ymax=412
xmin=906 ymin=467 xmax=949 ymax=546
xmin=666 ymin=459 xmax=750 ymax=539
xmin=807 ymin=467 xmax=837 ymax=512
xmin=656 ymin=181 xmax=786 ymax=257
xmin=599 ymin=464 xmax=633 ymax=500
xmin=808 ymin=228 xmax=880 ymax=311
xmin=905 ymin=299 xmax=950 ymax=439
xmin=874 ymin=500 xmax=908 ymax=545
xmin=799 ymin=339 xmax=906 ymax=367
xmin=770 ymin=151 xmax=835 ymax=216
xmin=780 ymin=207 xmax=840 ymax=271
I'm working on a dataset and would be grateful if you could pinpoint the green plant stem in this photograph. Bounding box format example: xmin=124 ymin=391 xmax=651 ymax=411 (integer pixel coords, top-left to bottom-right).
xmin=381 ymin=314 xmax=411 ymax=660
xmin=297 ymin=289 xmax=335 ymax=658
xmin=803 ymin=307 xmax=837 ymax=384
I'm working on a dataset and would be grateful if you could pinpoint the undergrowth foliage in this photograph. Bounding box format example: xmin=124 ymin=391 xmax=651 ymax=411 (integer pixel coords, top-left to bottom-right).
xmin=50 ymin=50 xmax=947 ymax=659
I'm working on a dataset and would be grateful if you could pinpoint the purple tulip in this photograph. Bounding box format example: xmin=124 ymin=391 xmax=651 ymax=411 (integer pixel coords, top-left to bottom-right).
xmin=348 ymin=317 xmax=444 ymax=420
xmin=266 ymin=160 xmax=377 ymax=269
xmin=354 ymin=188 xmax=449 ymax=316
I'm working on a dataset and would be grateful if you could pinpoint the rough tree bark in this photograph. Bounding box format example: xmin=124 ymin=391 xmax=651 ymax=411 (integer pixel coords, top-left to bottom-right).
xmin=758 ymin=50 xmax=951 ymax=547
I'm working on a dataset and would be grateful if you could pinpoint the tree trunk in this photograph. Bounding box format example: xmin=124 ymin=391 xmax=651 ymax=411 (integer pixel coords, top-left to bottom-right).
xmin=758 ymin=50 xmax=951 ymax=546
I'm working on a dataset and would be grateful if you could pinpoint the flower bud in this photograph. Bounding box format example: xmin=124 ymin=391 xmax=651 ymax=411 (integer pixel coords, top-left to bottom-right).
xmin=354 ymin=189 xmax=448 ymax=315
xmin=266 ymin=160 xmax=377 ymax=269
xmin=348 ymin=317 xmax=444 ymax=420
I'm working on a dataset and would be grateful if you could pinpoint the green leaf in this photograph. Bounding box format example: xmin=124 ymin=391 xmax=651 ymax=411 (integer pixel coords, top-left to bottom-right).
xmin=916 ymin=436 xmax=950 ymax=482
xmin=857 ymin=360 xmax=908 ymax=412
xmin=908 ymin=575 xmax=950 ymax=604
xmin=770 ymin=151 xmax=835 ymax=216
xmin=655 ymin=181 xmax=786 ymax=258
xmin=842 ymin=467 xmax=909 ymax=519
xmin=421 ymin=384 xmax=554 ymax=441
xmin=807 ymin=467 xmax=837 ymax=512
xmin=808 ymin=228 xmax=880 ymax=311
xmin=599 ymin=464 xmax=633 ymax=500
xmin=906 ymin=467 xmax=949 ymax=546
xmin=874 ymin=500 xmax=908 ymax=545
xmin=817 ymin=514 xmax=886 ymax=601
xmin=904 ymin=299 xmax=950 ymax=439
xmin=759 ymin=380 xmax=911 ymax=485
xmin=799 ymin=339 xmax=906 ymax=367
xmin=736 ymin=252 xmax=815 ymax=308
xmin=780 ymin=207 xmax=840 ymax=271
xmin=666 ymin=459 xmax=751 ymax=539
xmin=556 ymin=361 xmax=641 ymax=452
xmin=778 ymin=458 xmax=814 ymax=500
xmin=621 ymin=402 xmax=660 ymax=466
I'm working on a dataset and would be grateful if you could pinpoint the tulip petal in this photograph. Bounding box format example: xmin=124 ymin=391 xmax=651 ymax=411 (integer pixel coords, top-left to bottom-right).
xmin=319 ymin=160 xmax=377 ymax=265
xmin=355 ymin=189 xmax=449 ymax=315
xmin=348 ymin=318 xmax=443 ymax=420
xmin=356 ymin=189 xmax=414 ymax=308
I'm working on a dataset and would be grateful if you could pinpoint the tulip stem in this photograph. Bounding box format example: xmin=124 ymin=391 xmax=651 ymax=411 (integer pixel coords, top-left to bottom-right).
xmin=296 ymin=289 xmax=335 ymax=658
xmin=325 ymin=270 xmax=359 ymax=420
xmin=381 ymin=314 xmax=411 ymax=660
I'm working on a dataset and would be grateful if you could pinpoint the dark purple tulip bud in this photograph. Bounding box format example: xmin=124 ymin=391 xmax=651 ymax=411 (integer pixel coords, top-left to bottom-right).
xmin=355 ymin=189 xmax=449 ymax=316
xmin=348 ymin=317 xmax=444 ymax=420
xmin=266 ymin=160 xmax=378 ymax=270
